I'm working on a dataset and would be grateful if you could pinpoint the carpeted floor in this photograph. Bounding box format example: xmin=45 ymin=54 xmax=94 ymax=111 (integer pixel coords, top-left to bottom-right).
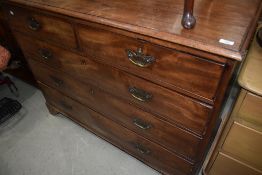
xmin=0 ymin=75 xmax=160 ymax=175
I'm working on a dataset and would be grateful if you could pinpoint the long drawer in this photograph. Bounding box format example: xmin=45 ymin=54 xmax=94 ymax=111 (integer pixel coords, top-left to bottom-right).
xmin=77 ymin=25 xmax=226 ymax=102
xmin=222 ymin=121 xmax=262 ymax=170
xmin=16 ymin=34 xmax=212 ymax=136
xmin=237 ymin=92 xmax=262 ymax=127
xmin=209 ymin=152 xmax=261 ymax=175
xmin=40 ymin=83 xmax=194 ymax=175
xmin=27 ymin=59 xmax=202 ymax=161
xmin=4 ymin=4 xmax=77 ymax=49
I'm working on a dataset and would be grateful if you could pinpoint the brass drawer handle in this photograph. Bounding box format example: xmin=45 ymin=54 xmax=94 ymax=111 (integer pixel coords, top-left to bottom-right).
xmin=126 ymin=48 xmax=155 ymax=67
xmin=128 ymin=87 xmax=152 ymax=102
xmin=60 ymin=101 xmax=72 ymax=110
xmin=50 ymin=75 xmax=63 ymax=87
xmin=27 ymin=17 xmax=40 ymax=31
xmin=38 ymin=48 xmax=52 ymax=60
xmin=133 ymin=118 xmax=151 ymax=130
xmin=134 ymin=143 xmax=151 ymax=155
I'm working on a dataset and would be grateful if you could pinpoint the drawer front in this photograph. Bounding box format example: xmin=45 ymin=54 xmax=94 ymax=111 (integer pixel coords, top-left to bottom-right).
xmin=4 ymin=5 xmax=77 ymax=49
xmin=27 ymin=59 xmax=201 ymax=161
xmin=16 ymin=34 xmax=212 ymax=136
xmin=222 ymin=122 xmax=262 ymax=170
xmin=238 ymin=92 xmax=262 ymax=127
xmin=40 ymin=83 xmax=194 ymax=175
xmin=78 ymin=25 xmax=225 ymax=101
xmin=209 ymin=152 xmax=261 ymax=175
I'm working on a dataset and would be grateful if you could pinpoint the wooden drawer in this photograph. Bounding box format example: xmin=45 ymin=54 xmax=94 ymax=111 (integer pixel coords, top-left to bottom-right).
xmin=238 ymin=92 xmax=262 ymax=127
xmin=77 ymin=25 xmax=226 ymax=102
xmin=27 ymin=59 xmax=202 ymax=161
xmin=16 ymin=34 xmax=212 ymax=136
xmin=4 ymin=5 xmax=77 ymax=49
xmin=40 ymin=83 xmax=194 ymax=175
xmin=222 ymin=122 xmax=262 ymax=170
xmin=209 ymin=152 xmax=261 ymax=175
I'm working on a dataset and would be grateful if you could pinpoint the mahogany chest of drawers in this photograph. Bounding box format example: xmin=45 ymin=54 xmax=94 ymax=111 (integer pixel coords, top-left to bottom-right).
xmin=2 ymin=0 xmax=261 ymax=174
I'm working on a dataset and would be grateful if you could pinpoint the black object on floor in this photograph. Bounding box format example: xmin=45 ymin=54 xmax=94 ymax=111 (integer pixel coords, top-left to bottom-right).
xmin=0 ymin=97 xmax=22 ymax=124
xmin=0 ymin=73 xmax=19 ymax=96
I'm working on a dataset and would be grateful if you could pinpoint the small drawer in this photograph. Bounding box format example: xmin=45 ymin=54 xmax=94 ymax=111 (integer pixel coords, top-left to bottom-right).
xmin=238 ymin=92 xmax=262 ymax=127
xmin=209 ymin=152 xmax=261 ymax=175
xmin=40 ymin=83 xmax=194 ymax=175
xmin=27 ymin=59 xmax=202 ymax=161
xmin=77 ymin=25 xmax=226 ymax=102
xmin=4 ymin=4 xmax=77 ymax=49
xmin=15 ymin=34 xmax=212 ymax=136
xmin=222 ymin=122 xmax=262 ymax=171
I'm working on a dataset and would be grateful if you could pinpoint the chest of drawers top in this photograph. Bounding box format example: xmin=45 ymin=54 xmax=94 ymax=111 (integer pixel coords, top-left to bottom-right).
xmin=3 ymin=0 xmax=262 ymax=61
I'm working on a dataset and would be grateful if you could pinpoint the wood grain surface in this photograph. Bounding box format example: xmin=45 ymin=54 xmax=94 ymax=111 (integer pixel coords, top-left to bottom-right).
xmin=15 ymin=33 xmax=215 ymax=136
xmin=4 ymin=5 xmax=77 ymax=49
xmin=41 ymin=83 xmax=194 ymax=175
xmin=26 ymin=58 xmax=205 ymax=162
xmin=4 ymin=0 xmax=262 ymax=60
